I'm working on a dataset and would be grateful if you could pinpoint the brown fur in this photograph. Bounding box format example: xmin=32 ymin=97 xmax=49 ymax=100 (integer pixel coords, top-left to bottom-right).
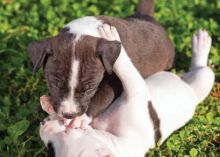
xmin=28 ymin=0 xmax=175 ymax=118
xmin=136 ymin=0 xmax=154 ymax=16
xmin=38 ymin=33 xmax=122 ymax=117
xmin=43 ymin=29 xmax=75 ymax=112
xmin=148 ymin=101 xmax=161 ymax=144
xmin=87 ymin=15 xmax=175 ymax=117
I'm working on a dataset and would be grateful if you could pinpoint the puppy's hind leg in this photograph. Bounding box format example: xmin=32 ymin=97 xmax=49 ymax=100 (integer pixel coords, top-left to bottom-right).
xmin=182 ymin=30 xmax=214 ymax=102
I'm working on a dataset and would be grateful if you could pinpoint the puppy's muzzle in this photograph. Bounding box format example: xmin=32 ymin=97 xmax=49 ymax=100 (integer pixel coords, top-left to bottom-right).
xmin=62 ymin=112 xmax=78 ymax=119
xmin=62 ymin=105 xmax=88 ymax=119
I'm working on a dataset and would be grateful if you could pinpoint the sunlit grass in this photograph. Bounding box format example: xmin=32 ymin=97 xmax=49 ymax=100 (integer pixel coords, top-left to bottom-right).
xmin=0 ymin=0 xmax=219 ymax=156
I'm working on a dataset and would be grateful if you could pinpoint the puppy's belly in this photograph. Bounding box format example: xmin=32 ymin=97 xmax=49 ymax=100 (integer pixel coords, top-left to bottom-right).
xmin=145 ymin=71 xmax=197 ymax=141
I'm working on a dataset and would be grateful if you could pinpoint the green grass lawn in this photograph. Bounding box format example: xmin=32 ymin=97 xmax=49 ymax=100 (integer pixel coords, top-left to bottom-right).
xmin=0 ymin=0 xmax=219 ymax=156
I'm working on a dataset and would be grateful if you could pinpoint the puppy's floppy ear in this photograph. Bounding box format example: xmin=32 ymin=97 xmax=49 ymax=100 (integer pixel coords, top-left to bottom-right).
xmin=96 ymin=38 xmax=121 ymax=75
xmin=40 ymin=95 xmax=56 ymax=115
xmin=27 ymin=38 xmax=52 ymax=75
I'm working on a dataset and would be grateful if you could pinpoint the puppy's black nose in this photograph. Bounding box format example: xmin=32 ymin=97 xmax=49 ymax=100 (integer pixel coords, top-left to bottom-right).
xmin=62 ymin=112 xmax=78 ymax=119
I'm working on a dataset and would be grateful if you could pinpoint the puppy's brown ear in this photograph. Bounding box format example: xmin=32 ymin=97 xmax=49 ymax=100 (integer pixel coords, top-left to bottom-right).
xmin=27 ymin=38 xmax=52 ymax=75
xmin=96 ymin=38 xmax=121 ymax=75
xmin=40 ymin=95 xmax=56 ymax=115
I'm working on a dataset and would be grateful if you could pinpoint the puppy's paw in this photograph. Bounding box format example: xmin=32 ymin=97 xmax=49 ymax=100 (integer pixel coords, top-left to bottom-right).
xmin=192 ymin=30 xmax=212 ymax=68
xmin=98 ymin=24 xmax=121 ymax=42
xmin=67 ymin=114 xmax=91 ymax=130
xmin=192 ymin=30 xmax=211 ymax=56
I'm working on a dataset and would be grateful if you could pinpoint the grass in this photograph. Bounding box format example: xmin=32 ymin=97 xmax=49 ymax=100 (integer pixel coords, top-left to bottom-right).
xmin=0 ymin=0 xmax=219 ymax=156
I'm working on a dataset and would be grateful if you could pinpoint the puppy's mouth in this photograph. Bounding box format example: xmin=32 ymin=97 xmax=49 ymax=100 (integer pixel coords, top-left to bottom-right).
xmin=59 ymin=105 xmax=88 ymax=119
xmin=62 ymin=112 xmax=79 ymax=119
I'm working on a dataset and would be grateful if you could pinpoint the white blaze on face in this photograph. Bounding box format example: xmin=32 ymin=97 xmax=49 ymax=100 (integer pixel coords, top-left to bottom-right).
xmin=59 ymin=16 xmax=103 ymax=115
xmin=60 ymin=59 xmax=80 ymax=114
xmin=64 ymin=16 xmax=103 ymax=40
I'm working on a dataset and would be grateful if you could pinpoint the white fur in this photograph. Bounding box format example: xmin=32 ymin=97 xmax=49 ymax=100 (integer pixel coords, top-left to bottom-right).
xmin=92 ymin=28 xmax=214 ymax=155
xmin=191 ymin=30 xmax=212 ymax=69
xmin=39 ymin=114 xmax=66 ymax=145
xmin=64 ymin=16 xmax=103 ymax=40
xmin=60 ymin=59 xmax=80 ymax=114
xmin=40 ymin=28 xmax=214 ymax=157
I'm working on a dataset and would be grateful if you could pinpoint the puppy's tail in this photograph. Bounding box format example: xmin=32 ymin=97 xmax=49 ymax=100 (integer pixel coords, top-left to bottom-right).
xmin=136 ymin=0 xmax=154 ymax=17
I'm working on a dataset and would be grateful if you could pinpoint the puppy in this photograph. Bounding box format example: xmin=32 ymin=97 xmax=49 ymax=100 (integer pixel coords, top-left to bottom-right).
xmin=39 ymin=25 xmax=214 ymax=157
xmin=28 ymin=0 xmax=175 ymax=119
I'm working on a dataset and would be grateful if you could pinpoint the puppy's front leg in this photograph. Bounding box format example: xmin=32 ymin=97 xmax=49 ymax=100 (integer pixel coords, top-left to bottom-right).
xmin=98 ymin=24 xmax=149 ymax=100
xmin=96 ymin=25 xmax=154 ymax=156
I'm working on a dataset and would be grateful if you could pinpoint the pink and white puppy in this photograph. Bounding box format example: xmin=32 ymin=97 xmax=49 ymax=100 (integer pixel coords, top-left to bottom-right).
xmin=39 ymin=25 xmax=214 ymax=157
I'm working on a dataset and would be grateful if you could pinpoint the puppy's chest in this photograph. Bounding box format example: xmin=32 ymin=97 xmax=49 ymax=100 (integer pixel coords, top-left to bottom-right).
xmin=104 ymin=96 xmax=148 ymax=128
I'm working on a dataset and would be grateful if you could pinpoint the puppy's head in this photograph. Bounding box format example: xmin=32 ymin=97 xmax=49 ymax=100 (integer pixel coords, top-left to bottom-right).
xmin=28 ymin=28 xmax=121 ymax=119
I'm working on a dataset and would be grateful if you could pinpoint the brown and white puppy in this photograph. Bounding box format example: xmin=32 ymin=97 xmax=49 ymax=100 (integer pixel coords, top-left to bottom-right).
xmin=27 ymin=0 xmax=175 ymax=119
